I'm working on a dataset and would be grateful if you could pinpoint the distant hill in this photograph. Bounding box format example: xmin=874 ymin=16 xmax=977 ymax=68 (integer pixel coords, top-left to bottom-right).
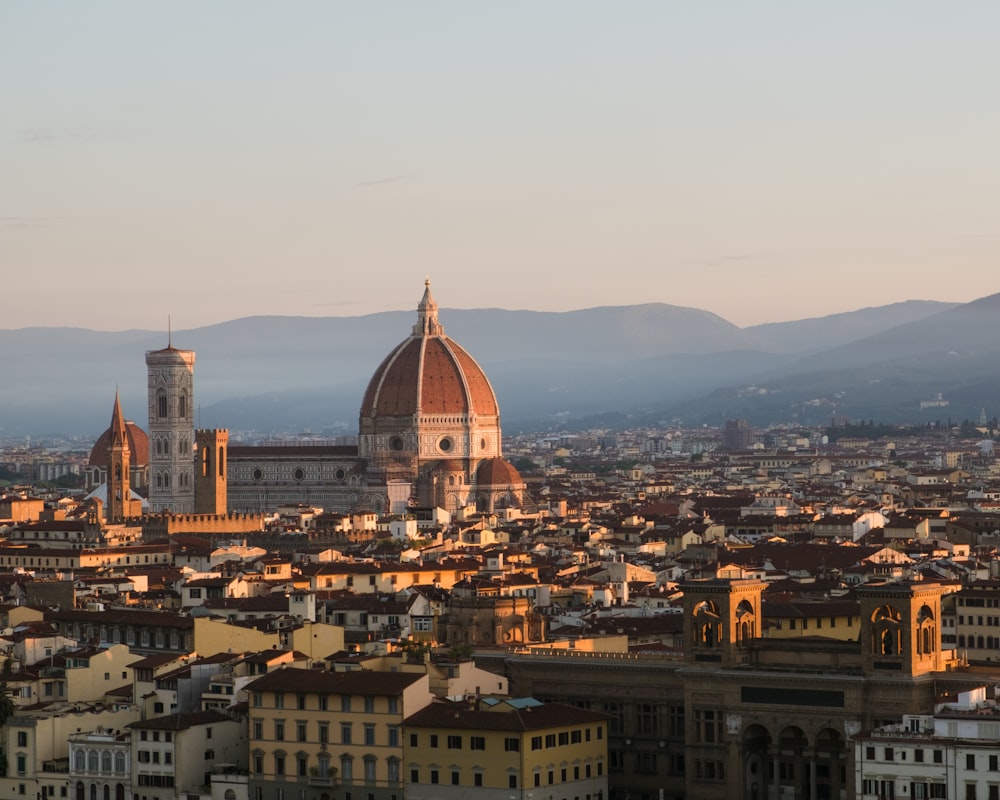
xmin=0 ymin=296 xmax=987 ymax=438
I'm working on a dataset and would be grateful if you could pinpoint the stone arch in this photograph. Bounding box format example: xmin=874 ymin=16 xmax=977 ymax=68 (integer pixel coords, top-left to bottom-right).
xmin=814 ymin=727 xmax=846 ymax=800
xmin=742 ymin=723 xmax=772 ymax=800
xmin=916 ymin=603 xmax=936 ymax=655
xmin=693 ymin=600 xmax=722 ymax=648
xmin=871 ymin=604 xmax=902 ymax=655
xmin=775 ymin=726 xmax=808 ymax=798
xmin=736 ymin=599 xmax=756 ymax=645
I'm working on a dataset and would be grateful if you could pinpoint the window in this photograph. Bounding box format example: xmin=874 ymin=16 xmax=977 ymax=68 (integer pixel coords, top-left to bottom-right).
xmin=409 ymin=734 xmax=418 ymax=748
xmin=531 ymin=736 xmax=542 ymax=751
xmin=509 ymin=775 xmax=518 ymax=789
xmin=17 ymin=732 xmax=27 ymax=747
xmin=341 ymin=724 xmax=352 ymax=745
xmin=275 ymin=692 xmax=285 ymax=709
xmin=410 ymin=769 xmax=419 ymax=784
xmin=429 ymin=734 xmax=438 ymax=749
xmin=297 ymin=755 xmax=307 ymax=777
xmin=275 ymin=721 xmax=285 ymax=741
xmin=471 ymin=736 xmax=485 ymax=751
xmin=504 ymin=737 xmax=520 ymax=752
xmin=319 ymin=695 xmax=328 ymax=712
xmin=430 ymin=770 xmax=439 ymax=785
xmin=451 ymin=771 xmax=460 ymax=785
xmin=886 ymin=748 xmax=895 ymax=762
xmin=298 ymin=723 xmax=307 ymax=742
xmin=297 ymin=694 xmax=306 ymax=710
xmin=991 ymin=755 xmax=999 ymax=771
xmin=968 ymin=754 xmax=977 ymax=770
xmin=934 ymin=750 xmax=944 ymax=764
xmin=447 ymin=735 xmax=462 ymax=749
xmin=387 ymin=697 xmax=398 ymax=714
xmin=558 ymin=731 xmax=569 ymax=746
xmin=364 ymin=757 xmax=376 ymax=784
xmin=364 ymin=725 xmax=376 ymax=746
xmin=364 ymin=697 xmax=375 ymax=713
xmin=388 ymin=727 xmax=399 ymax=747
xmin=275 ymin=755 xmax=285 ymax=776
xmin=474 ymin=772 xmax=483 ymax=787
xmin=915 ymin=749 xmax=924 ymax=763
xmin=545 ymin=734 xmax=556 ymax=748
xmin=205 ymin=749 xmax=215 ymax=760
xmin=341 ymin=696 xmax=352 ymax=713
xmin=637 ymin=703 xmax=658 ymax=735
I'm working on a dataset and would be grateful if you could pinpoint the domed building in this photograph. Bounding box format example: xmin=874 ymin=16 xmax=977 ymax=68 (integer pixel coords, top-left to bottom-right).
xmin=358 ymin=280 xmax=525 ymax=512
xmin=224 ymin=282 xmax=527 ymax=515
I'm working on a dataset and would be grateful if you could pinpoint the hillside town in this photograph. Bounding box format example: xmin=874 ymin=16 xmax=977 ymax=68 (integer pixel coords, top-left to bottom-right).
xmin=4 ymin=288 xmax=1000 ymax=800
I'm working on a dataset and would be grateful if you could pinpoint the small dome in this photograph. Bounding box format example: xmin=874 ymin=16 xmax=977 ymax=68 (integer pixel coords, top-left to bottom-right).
xmin=476 ymin=458 xmax=523 ymax=487
xmin=89 ymin=421 xmax=150 ymax=467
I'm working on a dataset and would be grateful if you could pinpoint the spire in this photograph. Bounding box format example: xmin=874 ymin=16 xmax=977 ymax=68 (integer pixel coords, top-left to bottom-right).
xmin=109 ymin=389 xmax=128 ymax=449
xmin=413 ymin=278 xmax=444 ymax=336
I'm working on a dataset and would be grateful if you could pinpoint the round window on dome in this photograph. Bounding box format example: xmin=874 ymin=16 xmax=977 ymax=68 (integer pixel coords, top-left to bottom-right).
xmin=390 ymin=436 xmax=404 ymax=451
xmin=438 ymin=437 xmax=453 ymax=453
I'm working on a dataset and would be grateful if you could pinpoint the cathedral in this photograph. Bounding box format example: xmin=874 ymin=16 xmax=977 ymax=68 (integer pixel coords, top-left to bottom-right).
xmin=89 ymin=282 xmax=527 ymax=519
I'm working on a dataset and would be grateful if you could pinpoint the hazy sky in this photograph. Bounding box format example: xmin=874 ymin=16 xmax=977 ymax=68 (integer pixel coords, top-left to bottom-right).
xmin=3 ymin=2 xmax=998 ymax=330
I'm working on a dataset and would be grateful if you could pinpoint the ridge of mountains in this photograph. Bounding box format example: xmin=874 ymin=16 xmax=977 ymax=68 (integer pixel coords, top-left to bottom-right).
xmin=2 ymin=294 xmax=998 ymax=440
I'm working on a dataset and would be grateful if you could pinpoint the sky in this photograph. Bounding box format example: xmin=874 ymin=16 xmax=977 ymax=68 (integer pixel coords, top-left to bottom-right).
xmin=3 ymin=2 xmax=999 ymax=331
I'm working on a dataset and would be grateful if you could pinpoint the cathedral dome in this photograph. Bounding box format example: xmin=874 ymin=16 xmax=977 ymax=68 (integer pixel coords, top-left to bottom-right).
xmin=359 ymin=282 xmax=499 ymax=421
xmin=88 ymin=421 xmax=150 ymax=468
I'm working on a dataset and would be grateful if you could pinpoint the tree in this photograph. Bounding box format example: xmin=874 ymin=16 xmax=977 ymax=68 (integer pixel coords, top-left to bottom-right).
xmin=0 ymin=680 xmax=15 ymax=728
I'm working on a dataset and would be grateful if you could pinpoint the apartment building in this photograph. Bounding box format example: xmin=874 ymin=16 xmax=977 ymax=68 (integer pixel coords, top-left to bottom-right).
xmin=403 ymin=697 xmax=608 ymax=800
xmin=245 ymin=667 xmax=433 ymax=800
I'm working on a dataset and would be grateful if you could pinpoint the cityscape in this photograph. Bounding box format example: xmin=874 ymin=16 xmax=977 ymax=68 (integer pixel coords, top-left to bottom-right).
xmin=3 ymin=285 xmax=1000 ymax=800
xmin=5 ymin=4 xmax=1000 ymax=800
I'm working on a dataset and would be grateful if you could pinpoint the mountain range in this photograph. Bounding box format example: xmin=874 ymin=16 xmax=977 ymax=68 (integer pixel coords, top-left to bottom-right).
xmin=2 ymin=294 xmax=998 ymax=440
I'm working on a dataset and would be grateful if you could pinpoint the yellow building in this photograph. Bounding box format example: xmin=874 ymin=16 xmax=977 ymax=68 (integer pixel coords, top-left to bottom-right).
xmin=403 ymin=697 xmax=608 ymax=800
xmin=246 ymin=667 xmax=433 ymax=800
xmin=762 ymin=596 xmax=862 ymax=641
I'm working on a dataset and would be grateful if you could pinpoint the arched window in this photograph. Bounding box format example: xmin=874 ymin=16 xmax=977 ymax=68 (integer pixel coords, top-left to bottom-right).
xmin=88 ymin=751 xmax=99 ymax=772
xmin=101 ymin=751 xmax=112 ymax=772
xmin=178 ymin=392 xmax=187 ymax=419
xmin=219 ymin=446 xmax=225 ymax=476
xmin=75 ymin=750 xmax=86 ymax=772
xmin=114 ymin=751 xmax=126 ymax=773
xmin=157 ymin=392 xmax=167 ymax=419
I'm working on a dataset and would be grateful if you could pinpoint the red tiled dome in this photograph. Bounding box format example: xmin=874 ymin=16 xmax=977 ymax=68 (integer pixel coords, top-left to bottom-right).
xmin=476 ymin=458 xmax=523 ymax=487
xmin=360 ymin=283 xmax=498 ymax=421
xmin=89 ymin=421 xmax=150 ymax=467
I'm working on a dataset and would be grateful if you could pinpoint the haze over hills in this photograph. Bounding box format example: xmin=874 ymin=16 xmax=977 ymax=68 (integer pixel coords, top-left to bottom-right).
xmin=1 ymin=295 xmax=994 ymax=439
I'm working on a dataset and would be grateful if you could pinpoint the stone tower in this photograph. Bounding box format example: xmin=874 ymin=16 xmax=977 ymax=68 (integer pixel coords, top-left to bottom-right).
xmin=145 ymin=341 xmax=195 ymax=513
xmin=681 ymin=577 xmax=766 ymax=668
xmin=856 ymin=580 xmax=948 ymax=677
xmin=194 ymin=428 xmax=228 ymax=515
xmin=105 ymin=390 xmax=130 ymax=523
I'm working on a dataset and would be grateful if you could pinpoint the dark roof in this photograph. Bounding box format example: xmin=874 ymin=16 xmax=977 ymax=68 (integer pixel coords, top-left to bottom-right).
xmin=404 ymin=699 xmax=608 ymax=731
xmin=128 ymin=710 xmax=232 ymax=731
xmin=245 ymin=667 xmax=424 ymax=696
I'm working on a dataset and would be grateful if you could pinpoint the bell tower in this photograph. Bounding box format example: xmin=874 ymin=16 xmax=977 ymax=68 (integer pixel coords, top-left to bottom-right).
xmin=681 ymin=578 xmax=766 ymax=668
xmin=856 ymin=580 xmax=949 ymax=676
xmin=146 ymin=338 xmax=196 ymax=514
xmin=105 ymin=391 xmax=130 ymax=523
